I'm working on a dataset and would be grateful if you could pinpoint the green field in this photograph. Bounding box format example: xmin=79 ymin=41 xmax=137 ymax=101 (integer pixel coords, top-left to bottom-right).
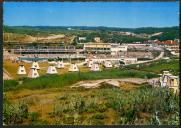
xmin=126 ymin=59 xmax=179 ymax=75
xmin=4 ymin=68 xmax=158 ymax=91
xmin=3 ymin=60 xmax=179 ymax=125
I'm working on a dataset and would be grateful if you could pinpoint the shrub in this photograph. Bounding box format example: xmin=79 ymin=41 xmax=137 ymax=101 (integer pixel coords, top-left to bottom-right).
xmin=3 ymin=101 xmax=29 ymax=124
xmin=3 ymin=80 xmax=18 ymax=91
xmin=92 ymin=113 xmax=105 ymax=120
xmin=29 ymin=112 xmax=39 ymax=122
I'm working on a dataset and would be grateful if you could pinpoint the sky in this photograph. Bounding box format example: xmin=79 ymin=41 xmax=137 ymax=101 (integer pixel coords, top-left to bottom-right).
xmin=3 ymin=2 xmax=179 ymax=28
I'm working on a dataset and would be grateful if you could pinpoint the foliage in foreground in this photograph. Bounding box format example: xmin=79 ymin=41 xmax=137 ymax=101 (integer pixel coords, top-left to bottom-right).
xmin=4 ymin=69 xmax=158 ymax=91
xmin=3 ymin=85 xmax=179 ymax=125
xmin=44 ymin=86 xmax=180 ymax=125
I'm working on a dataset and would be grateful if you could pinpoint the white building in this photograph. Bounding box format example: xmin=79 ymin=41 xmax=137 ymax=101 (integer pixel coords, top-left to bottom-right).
xmin=160 ymin=71 xmax=179 ymax=93
xmin=17 ymin=65 xmax=26 ymax=75
xmin=111 ymin=44 xmax=128 ymax=55
xmin=165 ymin=45 xmax=179 ymax=57
xmin=94 ymin=37 xmax=101 ymax=43
xmin=31 ymin=61 xmax=40 ymax=70
xmin=78 ymin=37 xmax=86 ymax=41
xmin=47 ymin=65 xmax=58 ymax=74
xmin=28 ymin=68 xmax=39 ymax=78
xmin=69 ymin=64 xmax=79 ymax=72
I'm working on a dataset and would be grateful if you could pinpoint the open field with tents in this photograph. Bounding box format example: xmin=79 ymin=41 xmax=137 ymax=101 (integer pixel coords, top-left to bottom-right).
xmin=3 ymin=59 xmax=179 ymax=125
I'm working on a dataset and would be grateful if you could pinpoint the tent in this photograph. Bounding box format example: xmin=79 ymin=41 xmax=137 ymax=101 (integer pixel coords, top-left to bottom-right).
xmin=104 ymin=61 xmax=112 ymax=68
xmin=56 ymin=61 xmax=64 ymax=69
xmin=31 ymin=61 xmax=40 ymax=70
xmin=87 ymin=60 xmax=94 ymax=68
xmin=47 ymin=65 xmax=58 ymax=74
xmin=69 ymin=64 xmax=79 ymax=72
xmin=48 ymin=61 xmax=57 ymax=65
xmin=17 ymin=65 xmax=26 ymax=75
xmin=91 ymin=64 xmax=100 ymax=71
xmin=28 ymin=68 xmax=39 ymax=78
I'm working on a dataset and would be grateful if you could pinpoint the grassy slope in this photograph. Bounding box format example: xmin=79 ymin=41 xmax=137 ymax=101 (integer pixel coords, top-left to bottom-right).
xmin=4 ymin=68 xmax=158 ymax=91
xmin=126 ymin=59 xmax=179 ymax=75
xmin=4 ymin=84 xmax=179 ymax=125
xmin=142 ymin=59 xmax=179 ymax=74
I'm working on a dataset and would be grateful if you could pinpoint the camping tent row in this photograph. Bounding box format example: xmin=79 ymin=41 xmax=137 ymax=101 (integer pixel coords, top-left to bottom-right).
xmin=87 ymin=60 xmax=113 ymax=68
xmin=17 ymin=65 xmax=39 ymax=78
xmin=48 ymin=61 xmax=65 ymax=69
xmin=17 ymin=63 xmax=80 ymax=78
xmin=32 ymin=61 xmax=65 ymax=69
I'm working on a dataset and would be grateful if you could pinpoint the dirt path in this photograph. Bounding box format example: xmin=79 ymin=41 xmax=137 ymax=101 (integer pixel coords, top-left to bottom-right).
xmin=71 ymin=78 xmax=149 ymax=88
xmin=135 ymin=51 xmax=164 ymax=64
xmin=3 ymin=72 xmax=12 ymax=80
xmin=3 ymin=68 xmax=13 ymax=80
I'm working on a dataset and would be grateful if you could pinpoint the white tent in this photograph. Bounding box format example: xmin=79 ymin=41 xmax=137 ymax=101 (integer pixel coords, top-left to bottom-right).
xmin=56 ymin=61 xmax=64 ymax=69
xmin=87 ymin=60 xmax=93 ymax=68
xmin=48 ymin=61 xmax=57 ymax=65
xmin=69 ymin=64 xmax=79 ymax=72
xmin=91 ymin=64 xmax=100 ymax=71
xmin=28 ymin=68 xmax=39 ymax=78
xmin=104 ymin=61 xmax=112 ymax=68
xmin=17 ymin=65 xmax=26 ymax=75
xmin=31 ymin=61 xmax=40 ymax=70
xmin=47 ymin=65 xmax=58 ymax=74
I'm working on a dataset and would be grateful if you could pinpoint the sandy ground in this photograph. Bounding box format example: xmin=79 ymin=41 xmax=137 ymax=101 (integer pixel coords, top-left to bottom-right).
xmin=37 ymin=34 xmax=65 ymax=40
xmin=71 ymin=78 xmax=160 ymax=88
xmin=71 ymin=78 xmax=152 ymax=88
xmin=3 ymin=71 xmax=13 ymax=80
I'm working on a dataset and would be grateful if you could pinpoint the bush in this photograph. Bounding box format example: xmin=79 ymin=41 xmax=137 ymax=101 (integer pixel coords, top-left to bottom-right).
xmin=29 ymin=112 xmax=39 ymax=122
xmin=92 ymin=113 xmax=105 ymax=120
xmin=3 ymin=80 xmax=18 ymax=91
xmin=3 ymin=101 xmax=29 ymax=124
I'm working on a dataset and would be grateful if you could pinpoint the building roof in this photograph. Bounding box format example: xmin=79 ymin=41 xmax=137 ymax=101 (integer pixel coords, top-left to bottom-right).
xmin=155 ymin=40 xmax=177 ymax=45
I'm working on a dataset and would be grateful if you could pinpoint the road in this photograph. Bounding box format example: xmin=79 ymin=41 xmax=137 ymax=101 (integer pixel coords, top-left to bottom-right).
xmin=135 ymin=51 xmax=164 ymax=64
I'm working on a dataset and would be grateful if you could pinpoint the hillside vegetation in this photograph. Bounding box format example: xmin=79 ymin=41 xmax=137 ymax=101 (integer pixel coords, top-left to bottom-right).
xmin=3 ymin=26 xmax=179 ymax=44
xmin=4 ymin=83 xmax=179 ymax=125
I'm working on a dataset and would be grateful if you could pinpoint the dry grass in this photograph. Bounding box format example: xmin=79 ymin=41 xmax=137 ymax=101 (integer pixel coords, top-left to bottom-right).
xmin=119 ymin=81 xmax=141 ymax=91
xmin=3 ymin=60 xmax=91 ymax=79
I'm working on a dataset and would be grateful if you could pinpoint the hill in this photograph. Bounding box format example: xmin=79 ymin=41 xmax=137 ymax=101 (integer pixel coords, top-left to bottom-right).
xmin=3 ymin=26 xmax=179 ymax=44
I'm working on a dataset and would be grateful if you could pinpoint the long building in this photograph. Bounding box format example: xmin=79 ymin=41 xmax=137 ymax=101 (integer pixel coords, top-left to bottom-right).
xmin=12 ymin=45 xmax=84 ymax=54
xmin=83 ymin=43 xmax=111 ymax=53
